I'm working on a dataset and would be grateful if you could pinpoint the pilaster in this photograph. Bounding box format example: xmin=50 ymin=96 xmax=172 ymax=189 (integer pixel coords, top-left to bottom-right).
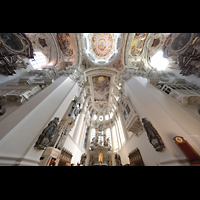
xmin=0 ymin=76 xmax=77 ymax=165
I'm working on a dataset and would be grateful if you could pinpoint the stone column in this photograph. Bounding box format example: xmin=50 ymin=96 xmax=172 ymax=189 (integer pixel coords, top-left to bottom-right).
xmin=73 ymin=111 xmax=86 ymax=144
xmin=115 ymin=121 xmax=122 ymax=149
xmin=0 ymin=76 xmax=77 ymax=165
xmin=118 ymin=111 xmax=129 ymax=142
xmin=124 ymin=76 xmax=200 ymax=165
xmin=110 ymin=126 xmax=115 ymax=152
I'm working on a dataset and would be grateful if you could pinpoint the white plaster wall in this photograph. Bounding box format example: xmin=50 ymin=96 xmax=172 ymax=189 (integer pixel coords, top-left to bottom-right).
xmin=166 ymin=66 xmax=200 ymax=88
xmin=63 ymin=134 xmax=84 ymax=165
xmin=118 ymin=76 xmax=200 ymax=165
xmin=0 ymin=61 xmax=34 ymax=86
xmin=0 ymin=76 xmax=77 ymax=165
xmin=22 ymin=81 xmax=79 ymax=166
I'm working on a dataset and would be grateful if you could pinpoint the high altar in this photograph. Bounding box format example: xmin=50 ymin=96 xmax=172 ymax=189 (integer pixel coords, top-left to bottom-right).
xmin=88 ymin=131 xmax=112 ymax=166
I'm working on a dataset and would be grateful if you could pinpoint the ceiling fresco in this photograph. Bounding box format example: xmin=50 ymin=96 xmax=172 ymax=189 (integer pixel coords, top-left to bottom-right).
xmin=131 ymin=33 xmax=149 ymax=56
xmin=91 ymin=33 xmax=113 ymax=58
xmin=162 ymin=33 xmax=200 ymax=77
xmin=57 ymin=33 xmax=73 ymax=57
xmin=92 ymin=75 xmax=110 ymax=101
xmin=82 ymin=33 xmax=122 ymax=65
xmin=82 ymin=59 xmax=91 ymax=69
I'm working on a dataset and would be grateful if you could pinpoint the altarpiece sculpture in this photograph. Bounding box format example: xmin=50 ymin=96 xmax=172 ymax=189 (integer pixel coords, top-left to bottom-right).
xmin=37 ymin=96 xmax=82 ymax=166
xmin=142 ymin=118 xmax=165 ymax=152
xmin=89 ymin=129 xmax=112 ymax=166
xmin=80 ymin=153 xmax=87 ymax=165
xmin=34 ymin=117 xmax=60 ymax=150
xmin=115 ymin=153 xmax=122 ymax=166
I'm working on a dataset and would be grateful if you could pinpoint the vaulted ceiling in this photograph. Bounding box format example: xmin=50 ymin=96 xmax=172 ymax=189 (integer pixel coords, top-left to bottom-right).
xmin=56 ymin=33 xmax=79 ymax=66
xmin=3 ymin=32 xmax=198 ymax=129
xmin=55 ymin=33 xmax=171 ymax=126
xmin=54 ymin=33 xmax=200 ymax=127
xmin=81 ymin=35 xmax=124 ymax=112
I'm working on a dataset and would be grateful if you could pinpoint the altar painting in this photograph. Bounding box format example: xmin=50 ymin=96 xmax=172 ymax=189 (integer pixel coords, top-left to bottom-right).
xmin=92 ymin=76 xmax=110 ymax=101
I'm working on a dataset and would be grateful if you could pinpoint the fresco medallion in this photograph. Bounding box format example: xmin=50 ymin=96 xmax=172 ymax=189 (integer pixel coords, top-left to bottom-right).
xmin=91 ymin=33 xmax=113 ymax=58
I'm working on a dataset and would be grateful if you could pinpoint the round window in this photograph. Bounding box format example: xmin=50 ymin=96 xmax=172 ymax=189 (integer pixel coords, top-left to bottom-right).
xmin=99 ymin=115 xmax=103 ymax=121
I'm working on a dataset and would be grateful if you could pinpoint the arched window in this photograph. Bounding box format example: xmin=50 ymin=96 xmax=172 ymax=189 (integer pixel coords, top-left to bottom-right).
xmin=90 ymin=128 xmax=96 ymax=142
xmin=150 ymin=51 xmax=169 ymax=71
xmin=105 ymin=114 xmax=109 ymax=120
xmin=93 ymin=114 xmax=97 ymax=120
xmin=106 ymin=128 xmax=112 ymax=148
xmin=112 ymin=125 xmax=118 ymax=150
xmin=110 ymin=112 xmax=113 ymax=118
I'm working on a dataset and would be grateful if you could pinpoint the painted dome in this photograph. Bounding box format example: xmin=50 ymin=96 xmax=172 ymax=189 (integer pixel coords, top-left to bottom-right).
xmin=91 ymin=33 xmax=113 ymax=58
xmin=82 ymin=33 xmax=121 ymax=65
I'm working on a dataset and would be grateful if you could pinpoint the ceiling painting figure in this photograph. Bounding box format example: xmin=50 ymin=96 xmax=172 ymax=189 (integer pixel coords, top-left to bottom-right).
xmin=57 ymin=33 xmax=73 ymax=57
xmin=113 ymin=59 xmax=123 ymax=71
xmin=131 ymin=33 xmax=149 ymax=56
xmin=92 ymin=75 xmax=110 ymax=102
